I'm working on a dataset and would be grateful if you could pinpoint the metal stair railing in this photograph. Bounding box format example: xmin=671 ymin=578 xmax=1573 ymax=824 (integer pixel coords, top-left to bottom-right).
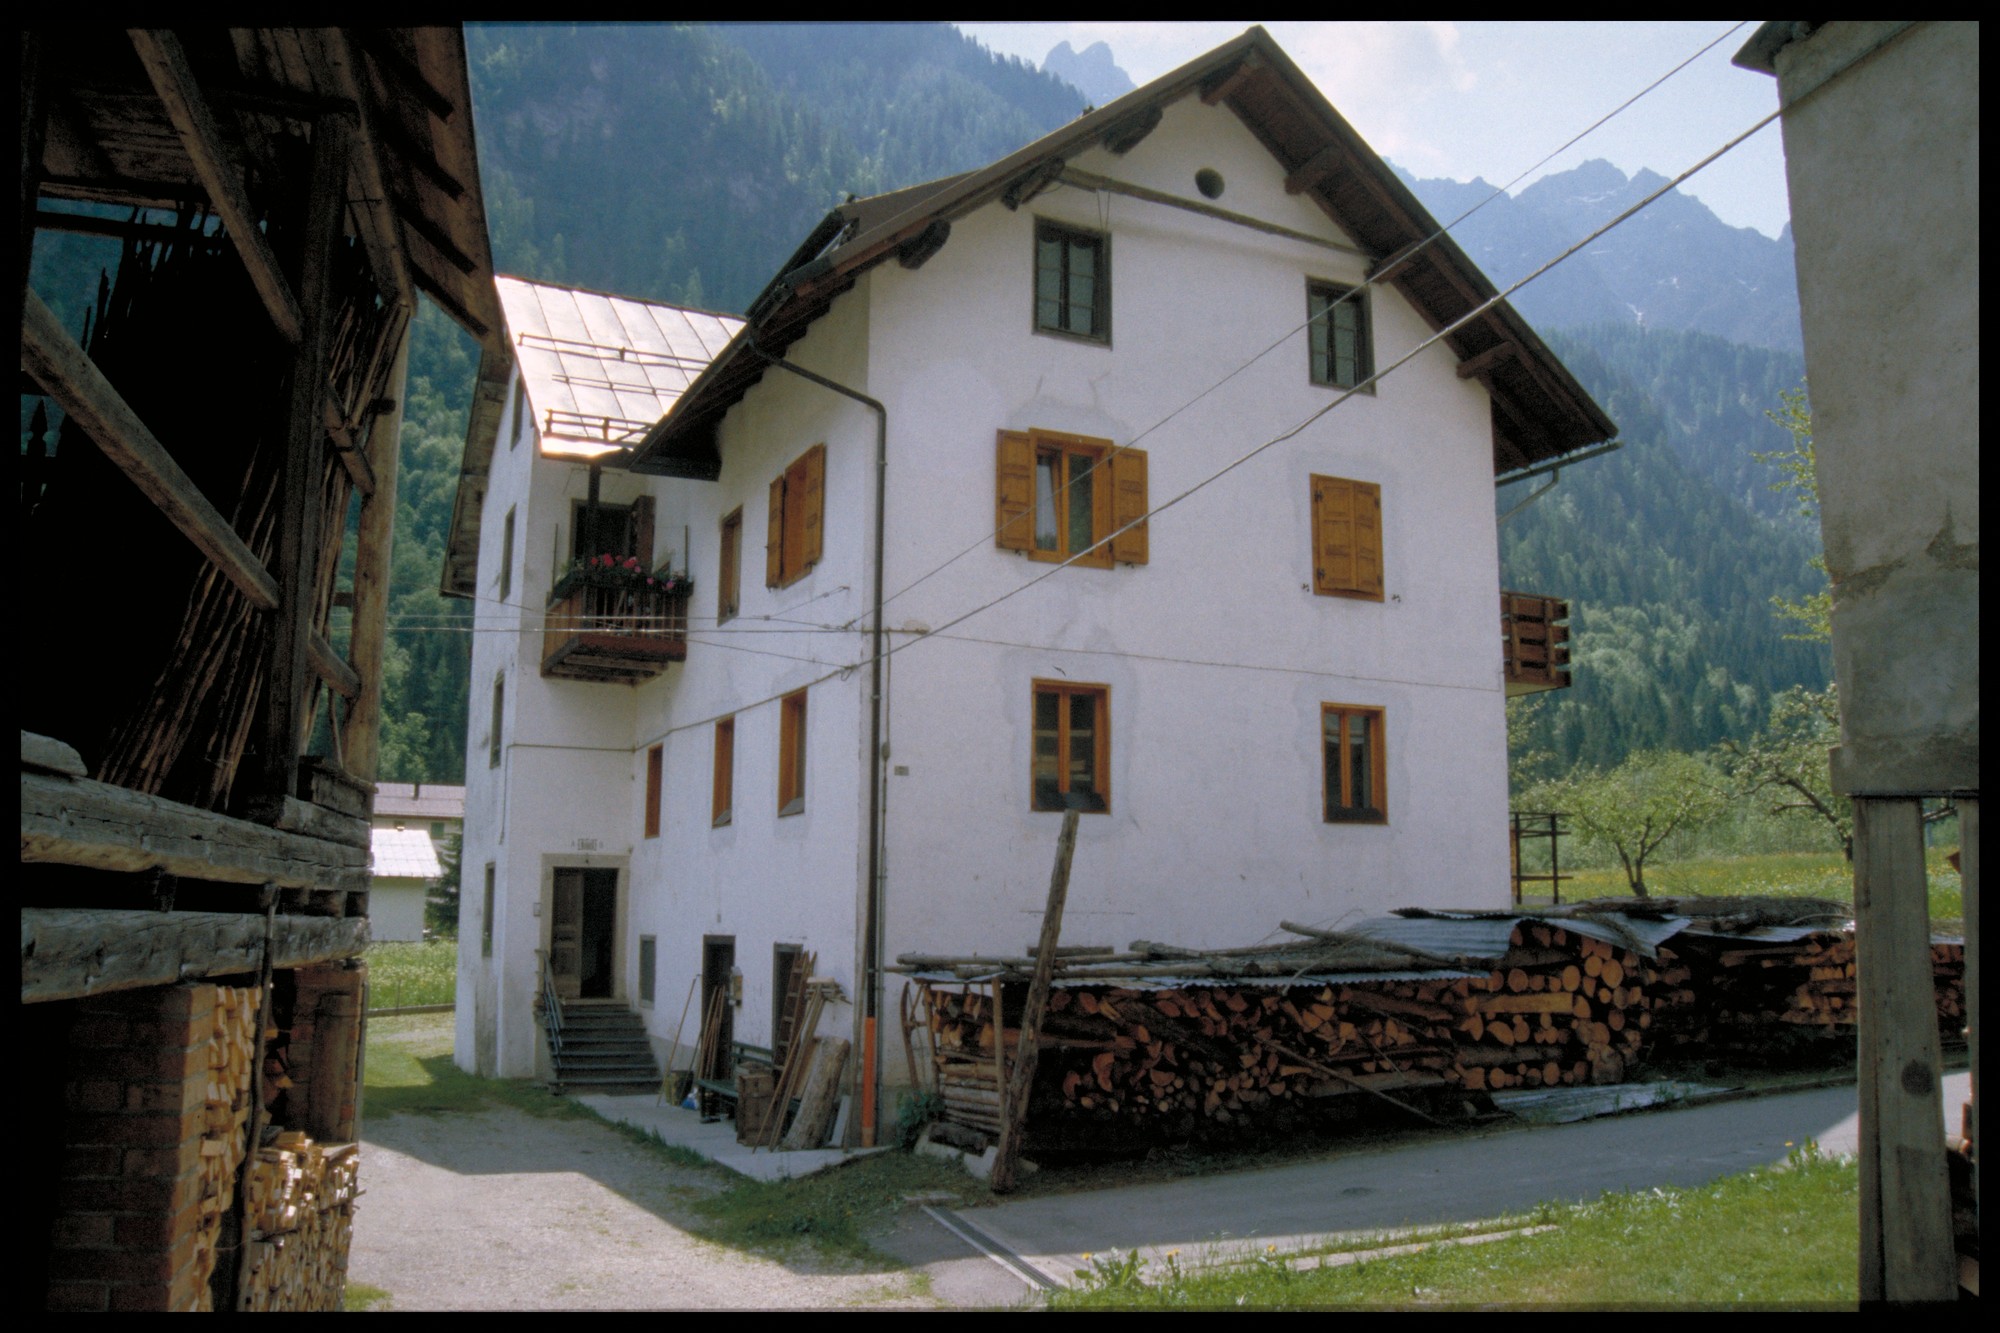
xmin=537 ymin=948 xmax=567 ymax=1075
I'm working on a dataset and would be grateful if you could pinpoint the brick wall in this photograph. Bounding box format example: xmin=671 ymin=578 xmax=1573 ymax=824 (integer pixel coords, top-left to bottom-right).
xmin=47 ymin=984 xmax=215 ymax=1312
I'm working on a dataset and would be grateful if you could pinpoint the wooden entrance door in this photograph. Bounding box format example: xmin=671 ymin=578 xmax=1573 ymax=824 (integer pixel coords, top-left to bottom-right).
xmin=700 ymin=935 xmax=735 ymax=1081
xmin=551 ymin=867 xmax=618 ymax=1000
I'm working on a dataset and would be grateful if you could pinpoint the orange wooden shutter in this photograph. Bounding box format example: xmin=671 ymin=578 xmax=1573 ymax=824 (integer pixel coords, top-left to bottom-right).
xmin=629 ymin=495 xmax=655 ymax=567
xmin=1312 ymin=474 xmax=1353 ymax=594
xmin=1108 ymin=447 xmax=1148 ymax=564
xmin=995 ymin=429 xmax=1034 ymax=551
xmin=766 ymin=473 xmax=785 ymax=587
xmin=800 ymin=443 xmax=825 ymax=570
xmin=1353 ymin=481 xmax=1382 ymax=597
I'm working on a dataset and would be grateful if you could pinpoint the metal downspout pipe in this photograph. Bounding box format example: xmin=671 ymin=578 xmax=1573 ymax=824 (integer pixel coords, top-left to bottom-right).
xmin=743 ymin=325 xmax=890 ymax=1148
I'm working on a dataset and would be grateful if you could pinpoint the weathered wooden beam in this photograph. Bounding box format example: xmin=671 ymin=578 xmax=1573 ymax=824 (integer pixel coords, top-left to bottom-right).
xmin=352 ymin=30 xmax=456 ymax=123
xmin=1099 ymin=105 xmax=1162 ymax=155
xmin=20 ymin=906 xmax=369 ymax=1004
xmin=340 ymin=324 xmax=410 ymax=782
xmin=265 ymin=794 xmax=370 ymax=849
xmin=991 ymin=810 xmax=1078 ymax=1193
xmin=391 ymin=189 xmax=477 ymax=274
xmin=1456 ymin=340 xmax=1520 ymax=381
xmin=322 ymin=29 xmax=412 ymax=308
xmin=309 ymin=631 xmax=361 ymax=702
xmin=407 ymin=259 xmax=490 ymax=340
xmin=1200 ymin=59 xmax=1261 ymax=106
xmin=1284 ymin=142 xmax=1344 ymax=195
xmin=127 ymin=28 xmax=304 ymax=345
xmin=323 ymin=396 xmax=376 ymax=496
xmin=1058 ymin=166 xmax=1371 ymax=261
xmin=20 ymin=288 xmax=279 ymax=610
xmin=22 ymin=730 xmax=87 ymax=778
xmin=1852 ymin=796 xmax=1957 ymax=1301
xmin=375 ymin=114 xmax=469 ymax=202
xmin=256 ymin=112 xmax=350 ymax=803
xmin=21 ymin=769 xmax=371 ymax=895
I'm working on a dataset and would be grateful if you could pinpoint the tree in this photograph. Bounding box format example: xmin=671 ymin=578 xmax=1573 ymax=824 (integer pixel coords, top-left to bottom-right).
xmin=1718 ymin=684 xmax=1852 ymax=861
xmin=1755 ymin=384 xmax=1832 ymax=644
xmin=1551 ymin=750 xmax=1731 ymax=898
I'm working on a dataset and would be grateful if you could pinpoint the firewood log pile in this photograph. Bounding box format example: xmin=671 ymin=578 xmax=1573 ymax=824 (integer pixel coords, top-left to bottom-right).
xmin=1648 ymin=933 xmax=1968 ymax=1054
xmin=191 ymin=986 xmax=259 ymax=1308
xmin=238 ymin=1132 xmax=360 ymax=1312
xmin=896 ymin=897 xmax=1968 ymax=1144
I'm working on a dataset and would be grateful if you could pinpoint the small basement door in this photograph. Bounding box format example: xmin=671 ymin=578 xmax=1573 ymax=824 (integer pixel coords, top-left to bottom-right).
xmin=550 ymin=867 xmax=618 ymax=1000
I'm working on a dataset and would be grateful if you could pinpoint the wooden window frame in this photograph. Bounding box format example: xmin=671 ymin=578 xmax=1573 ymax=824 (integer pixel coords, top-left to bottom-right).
xmin=718 ymin=506 xmax=743 ymax=622
xmin=1307 ymin=280 xmax=1373 ymax=391
xmin=996 ymin=428 xmax=1148 ymax=567
xmin=777 ymin=689 xmax=807 ymax=817
xmin=481 ymin=864 xmax=496 ymax=958
xmin=711 ymin=716 xmax=735 ymax=827
xmin=1310 ymin=473 xmax=1384 ymax=601
xmin=1031 ymin=679 xmax=1111 ymax=814
xmin=1321 ymin=703 xmax=1387 ymax=824
xmin=1033 ymin=218 xmax=1110 ymax=344
xmin=499 ymin=505 xmax=515 ymax=601
xmin=644 ymin=743 xmax=664 ymax=839
xmin=488 ymin=674 xmax=504 ymax=769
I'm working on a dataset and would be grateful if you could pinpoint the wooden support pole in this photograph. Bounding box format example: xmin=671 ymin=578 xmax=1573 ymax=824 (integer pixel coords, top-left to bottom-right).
xmin=20 ymin=288 xmax=280 ymax=609
xmin=1960 ymin=797 xmax=1979 ymax=1258
xmin=256 ymin=113 xmax=350 ymax=806
xmin=340 ymin=321 xmax=409 ymax=783
xmin=1852 ymin=795 xmax=1956 ymax=1302
xmin=991 ymin=809 xmax=1078 ymax=1193
xmin=128 ymin=28 xmax=304 ymax=345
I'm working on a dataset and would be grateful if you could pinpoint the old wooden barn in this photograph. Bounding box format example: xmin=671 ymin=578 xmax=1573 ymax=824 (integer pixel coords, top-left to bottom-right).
xmin=19 ymin=27 xmax=502 ymax=1311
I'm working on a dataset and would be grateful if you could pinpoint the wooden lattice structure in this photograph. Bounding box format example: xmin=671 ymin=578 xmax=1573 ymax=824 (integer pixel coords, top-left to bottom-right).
xmin=19 ymin=28 xmax=503 ymax=1312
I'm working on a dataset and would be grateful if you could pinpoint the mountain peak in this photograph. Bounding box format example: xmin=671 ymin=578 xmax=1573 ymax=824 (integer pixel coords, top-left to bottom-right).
xmin=1044 ymin=39 xmax=1135 ymax=106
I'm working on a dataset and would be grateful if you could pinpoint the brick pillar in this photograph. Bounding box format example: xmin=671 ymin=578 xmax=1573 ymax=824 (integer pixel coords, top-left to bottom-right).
xmin=47 ymin=984 xmax=215 ymax=1313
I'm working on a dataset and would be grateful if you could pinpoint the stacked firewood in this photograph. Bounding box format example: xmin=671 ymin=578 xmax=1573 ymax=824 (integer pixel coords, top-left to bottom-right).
xmin=191 ymin=986 xmax=259 ymax=1309
xmin=1449 ymin=923 xmax=1659 ymax=1091
xmin=922 ymin=986 xmax=1009 ymax=1136
xmin=1650 ymin=933 xmax=1969 ymax=1052
xmin=238 ymin=1132 xmax=360 ymax=1312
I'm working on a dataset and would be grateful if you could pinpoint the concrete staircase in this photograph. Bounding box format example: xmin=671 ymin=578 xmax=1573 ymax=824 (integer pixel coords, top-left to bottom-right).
xmin=546 ymin=997 xmax=661 ymax=1094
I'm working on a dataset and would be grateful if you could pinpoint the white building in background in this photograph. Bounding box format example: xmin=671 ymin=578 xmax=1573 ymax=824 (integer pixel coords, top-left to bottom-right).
xmin=366 ymin=782 xmax=464 ymax=942
xmin=446 ymin=28 xmax=1612 ymax=1138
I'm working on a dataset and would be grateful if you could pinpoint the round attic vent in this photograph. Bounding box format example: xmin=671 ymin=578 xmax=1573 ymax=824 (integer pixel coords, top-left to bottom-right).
xmin=1195 ymin=168 xmax=1225 ymax=199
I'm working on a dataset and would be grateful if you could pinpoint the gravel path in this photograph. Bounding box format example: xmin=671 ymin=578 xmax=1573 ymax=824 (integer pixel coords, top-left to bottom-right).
xmin=346 ymin=1023 xmax=942 ymax=1311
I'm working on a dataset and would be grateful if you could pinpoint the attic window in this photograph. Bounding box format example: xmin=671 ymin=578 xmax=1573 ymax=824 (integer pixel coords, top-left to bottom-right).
xmin=1034 ymin=219 xmax=1109 ymax=343
xmin=1195 ymin=168 xmax=1225 ymax=199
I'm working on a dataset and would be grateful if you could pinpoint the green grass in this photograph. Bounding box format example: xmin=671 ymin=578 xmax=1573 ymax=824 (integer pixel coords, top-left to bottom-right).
xmin=364 ymin=1013 xmax=584 ymax=1120
xmin=342 ymin=1282 xmax=392 ymax=1311
xmin=1050 ymin=1144 xmax=1859 ymax=1309
xmin=1517 ymin=849 xmax=1964 ymax=928
xmin=363 ymin=939 xmax=459 ymax=1010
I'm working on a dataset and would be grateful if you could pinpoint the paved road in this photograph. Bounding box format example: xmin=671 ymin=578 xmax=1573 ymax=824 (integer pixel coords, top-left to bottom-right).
xmin=929 ymin=1071 xmax=1972 ymax=1294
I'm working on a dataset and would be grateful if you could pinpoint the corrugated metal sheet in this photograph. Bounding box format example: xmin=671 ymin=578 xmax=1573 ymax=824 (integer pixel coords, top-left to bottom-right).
xmin=907 ymin=968 xmax=1480 ymax=989
xmin=497 ymin=276 xmax=743 ymax=459
xmin=1350 ymin=912 xmax=1687 ymax=961
xmin=370 ymin=826 xmax=442 ymax=881
xmin=1676 ymin=922 xmax=1849 ymax=943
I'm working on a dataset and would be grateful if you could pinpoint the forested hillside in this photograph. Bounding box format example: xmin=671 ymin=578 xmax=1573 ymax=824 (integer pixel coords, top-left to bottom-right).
xmin=24 ymin=24 xmax=1829 ymax=789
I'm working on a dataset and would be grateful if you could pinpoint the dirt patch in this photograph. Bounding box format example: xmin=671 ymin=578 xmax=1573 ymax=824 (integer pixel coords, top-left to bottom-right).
xmin=349 ymin=1106 xmax=937 ymax=1311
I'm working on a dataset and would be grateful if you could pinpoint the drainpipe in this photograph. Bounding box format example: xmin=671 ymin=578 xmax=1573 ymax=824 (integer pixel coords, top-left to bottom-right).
xmin=742 ymin=323 xmax=890 ymax=1149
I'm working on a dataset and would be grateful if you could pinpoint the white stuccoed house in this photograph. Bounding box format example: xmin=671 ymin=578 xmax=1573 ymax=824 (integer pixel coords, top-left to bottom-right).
xmin=446 ymin=27 xmax=1613 ymax=1139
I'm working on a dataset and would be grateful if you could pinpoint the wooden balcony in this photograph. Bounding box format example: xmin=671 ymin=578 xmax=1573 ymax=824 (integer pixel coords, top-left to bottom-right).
xmin=542 ymin=569 xmax=689 ymax=683
xmin=1502 ymin=590 xmax=1571 ymax=696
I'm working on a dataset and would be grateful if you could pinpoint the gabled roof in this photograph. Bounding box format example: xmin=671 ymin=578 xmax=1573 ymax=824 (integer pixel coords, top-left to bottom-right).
xmin=498 ymin=276 xmax=744 ymax=461
xmin=630 ymin=26 xmax=1614 ymax=481
xmin=372 ymin=782 xmax=466 ymax=821
xmin=442 ymin=278 xmax=742 ymax=595
xmin=370 ymin=826 xmax=443 ymax=880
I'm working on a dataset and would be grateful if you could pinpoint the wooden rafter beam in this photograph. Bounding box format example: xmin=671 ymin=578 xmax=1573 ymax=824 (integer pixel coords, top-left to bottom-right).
xmin=1456 ymin=341 xmax=1519 ymax=381
xmin=309 ymin=631 xmax=361 ymax=701
xmin=1284 ymin=143 xmax=1344 ymax=195
xmin=128 ymin=28 xmax=304 ymax=345
xmin=323 ymin=396 xmax=376 ymax=496
xmin=391 ymin=191 xmax=477 ymax=274
xmin=21 ymin=907 xmax=370 ymax=1005
xmin=1200 ymin=59 xmax=1261 ymax=106
xmin=375 ymin=115 xmax=469 ymax=201
xmin=408 ymin=260 xmax=490 ymax=340
xmin=322 ymin=29 xmax=412 ymax=309
xmin=21 ymin=288 xmax=279 ymax=610
xmin=353 ymin=30 xmax=455 ymax=122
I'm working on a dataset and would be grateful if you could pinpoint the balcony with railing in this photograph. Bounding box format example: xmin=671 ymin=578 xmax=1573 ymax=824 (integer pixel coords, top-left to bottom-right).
xmin=542 ymin=564 xmax=690 ymax=683
xmin=1502 ymin=591 xmax=1571 ymax=696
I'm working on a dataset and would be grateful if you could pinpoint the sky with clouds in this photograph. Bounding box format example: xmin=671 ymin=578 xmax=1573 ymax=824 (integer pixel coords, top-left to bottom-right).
xmin=955 ymin=21 xmax=1791 ymax=239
